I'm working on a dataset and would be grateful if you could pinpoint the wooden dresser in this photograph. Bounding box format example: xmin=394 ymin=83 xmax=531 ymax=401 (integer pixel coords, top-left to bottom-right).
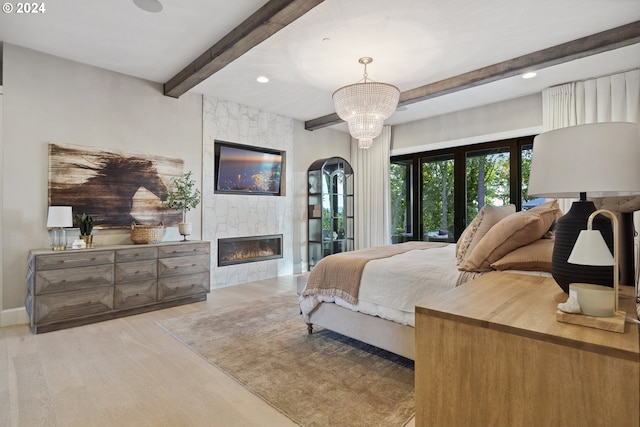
xmin=26 ymin=241 xmax=210 ymax=333
xmin=415 ymin=272 xmax=640 ymax=427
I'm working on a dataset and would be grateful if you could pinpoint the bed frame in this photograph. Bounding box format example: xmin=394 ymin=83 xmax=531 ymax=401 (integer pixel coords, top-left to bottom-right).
xmin=297 ymin=274 xmax=416 ymax=360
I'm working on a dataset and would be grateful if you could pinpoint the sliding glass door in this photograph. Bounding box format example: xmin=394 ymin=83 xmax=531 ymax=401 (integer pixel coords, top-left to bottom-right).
xmin=390 ymin=136 xmax=535 ymax=243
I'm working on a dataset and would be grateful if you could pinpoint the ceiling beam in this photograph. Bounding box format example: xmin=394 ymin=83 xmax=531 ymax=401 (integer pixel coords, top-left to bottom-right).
xmin=305 ymin=20 xmax=640 ymax=131
xmin=164 ymin=0 xmax=325 ymax=98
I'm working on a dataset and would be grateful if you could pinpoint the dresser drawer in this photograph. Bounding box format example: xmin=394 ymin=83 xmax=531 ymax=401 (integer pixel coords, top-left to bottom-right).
xmin=158 ymin=242 xmax=210 ymax=258
xmin=158 ymin=272 xmax=210 ymax=301
xmin=34 ymin=286 xmax=114 ymax=324
xmin=115 ymin=260 xmax=157 ymax=284
xmin=34 ymin=250 xmax=115 ymax=270
xmin=116 ymin=246 xmax=158 ymax=263
xmin=114 ymin=280 xmax=157 ymax=309
xmin=35 ymin=264 xmax=114 ymax=295
xmin=158 ymin=254 xmax=210 ymax=278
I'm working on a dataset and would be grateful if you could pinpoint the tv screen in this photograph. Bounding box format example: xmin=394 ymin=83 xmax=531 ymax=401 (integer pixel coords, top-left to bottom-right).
xmin=216 ymin=144 xmax=283 ymax=195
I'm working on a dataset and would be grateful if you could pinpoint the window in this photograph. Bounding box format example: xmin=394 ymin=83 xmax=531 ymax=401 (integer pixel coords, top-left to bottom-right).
xmin=465 ymin=147 xmax=510 ymax=227
xmin=390 ymin=136 xmax=534 ymax=243
xmin=390 ymin=160 xmax=413 ymax=243
xmin=421 ymin=155 xmax=454 ymax=242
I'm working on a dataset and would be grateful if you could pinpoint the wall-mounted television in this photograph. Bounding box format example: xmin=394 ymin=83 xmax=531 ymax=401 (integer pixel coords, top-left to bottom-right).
xmin=214 ymin=141 xmax=284 ymax=195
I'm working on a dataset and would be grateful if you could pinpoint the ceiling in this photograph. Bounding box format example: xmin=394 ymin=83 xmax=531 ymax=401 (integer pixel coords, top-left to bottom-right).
xmin=1 ymin=0 xmax=639 ymax=132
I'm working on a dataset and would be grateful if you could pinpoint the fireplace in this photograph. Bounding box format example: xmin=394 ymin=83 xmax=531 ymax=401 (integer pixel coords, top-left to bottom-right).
xmin=218 ymin=234 xmax=283 ymax=266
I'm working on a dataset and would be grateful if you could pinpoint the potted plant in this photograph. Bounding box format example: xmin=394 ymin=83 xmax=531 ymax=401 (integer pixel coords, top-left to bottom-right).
xmin=165 ymin=171 xmax=201 ymax=241
xmin=75 ymin=213 xmax=94 ymax=247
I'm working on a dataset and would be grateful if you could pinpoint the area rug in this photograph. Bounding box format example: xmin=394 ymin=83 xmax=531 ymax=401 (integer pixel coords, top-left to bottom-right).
xmin=157 ymin=293 xmax=414 ymax=427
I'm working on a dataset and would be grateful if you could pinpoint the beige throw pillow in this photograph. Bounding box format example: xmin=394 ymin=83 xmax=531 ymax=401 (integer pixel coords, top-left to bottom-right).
xmin=460 ymin=200 xmax=560 ymax=272
xmin=490 ymin=238 xmax=554 ymax=271
xmin=455 ymin=204 xmax=515 ymax=265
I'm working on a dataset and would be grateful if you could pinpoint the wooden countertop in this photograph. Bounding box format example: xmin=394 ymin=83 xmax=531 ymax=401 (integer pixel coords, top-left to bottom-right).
xmin=416 ymin=271 xmax=640 ymax=361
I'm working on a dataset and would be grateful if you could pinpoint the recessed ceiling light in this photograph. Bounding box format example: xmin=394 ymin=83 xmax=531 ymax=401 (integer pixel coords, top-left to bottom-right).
xmin=257 ymin=76 xmax=269 ymax=83
xmin=522 ymin=71 xmax=537 ymax=79
xmin=133 ymin=0 xmax=163 ymax=13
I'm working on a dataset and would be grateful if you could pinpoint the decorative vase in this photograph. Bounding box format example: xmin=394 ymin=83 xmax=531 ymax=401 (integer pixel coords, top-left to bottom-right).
xmin=80 ymin=234 xmax=93 ymax=248
xmin=178 ymin=223 xmax=192 ymax=242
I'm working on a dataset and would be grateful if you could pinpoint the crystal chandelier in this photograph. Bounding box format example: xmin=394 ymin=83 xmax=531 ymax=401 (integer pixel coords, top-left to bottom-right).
xmin=332 ymin=57 xmax=400 ymax=149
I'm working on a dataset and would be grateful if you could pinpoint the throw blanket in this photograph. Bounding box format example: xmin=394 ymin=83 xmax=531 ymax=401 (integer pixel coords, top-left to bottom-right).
xmin=302 ymin=241 xmax=448 ymax=305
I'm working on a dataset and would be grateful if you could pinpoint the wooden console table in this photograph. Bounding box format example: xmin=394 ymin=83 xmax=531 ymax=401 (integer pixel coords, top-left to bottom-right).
xmin=415 ymin=272 xmax=639 ymax=427
xmin=25 ymin=241 xmax=210 ymax=333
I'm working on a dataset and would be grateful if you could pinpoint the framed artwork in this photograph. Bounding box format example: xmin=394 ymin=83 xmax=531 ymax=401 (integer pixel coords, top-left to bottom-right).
xmin=48 ymin=143 xmax=184 ymax=228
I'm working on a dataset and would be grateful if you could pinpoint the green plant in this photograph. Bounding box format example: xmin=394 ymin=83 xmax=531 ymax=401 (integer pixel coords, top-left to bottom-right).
xmin=75 ymin=213 xmax=94 ymax=236
xmin=165 ymin=171 xmax=201 ymax=222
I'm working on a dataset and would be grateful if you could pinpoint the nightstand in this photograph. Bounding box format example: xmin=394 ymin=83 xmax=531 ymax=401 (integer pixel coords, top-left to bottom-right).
xmin=415 ymin=271 xmax=640 ymax=427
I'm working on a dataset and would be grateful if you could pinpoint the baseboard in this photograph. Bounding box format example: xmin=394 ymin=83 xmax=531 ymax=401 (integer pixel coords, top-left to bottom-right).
xmin=1 ymin=307 xmax=29 ymax=328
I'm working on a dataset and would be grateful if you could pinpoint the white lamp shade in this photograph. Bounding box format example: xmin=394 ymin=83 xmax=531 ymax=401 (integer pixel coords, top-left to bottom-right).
xmin=568 ymin=229 xmax=614 ymax=266
xmin=528 ymin=122 xmax=640 ymax=198
xmin=47 ymin=206 xmax=73 ymax=228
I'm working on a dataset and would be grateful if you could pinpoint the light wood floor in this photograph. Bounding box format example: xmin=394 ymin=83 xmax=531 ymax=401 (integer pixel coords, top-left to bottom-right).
xmin=0 ymin=275 xmax=416 ymax=427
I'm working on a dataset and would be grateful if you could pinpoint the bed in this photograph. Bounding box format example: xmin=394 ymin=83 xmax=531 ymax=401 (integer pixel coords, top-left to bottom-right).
xmin=299 ymin=200 xmax=561 ymax=360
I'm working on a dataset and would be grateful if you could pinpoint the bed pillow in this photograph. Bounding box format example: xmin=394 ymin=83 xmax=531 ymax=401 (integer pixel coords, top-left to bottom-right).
xmin=490 ymin=238 xmax=554 ymax=271
xmin=455 ymin=204 xmax=516 ymax=265
xmin=459 ymin=200 xmax=560 ymax=272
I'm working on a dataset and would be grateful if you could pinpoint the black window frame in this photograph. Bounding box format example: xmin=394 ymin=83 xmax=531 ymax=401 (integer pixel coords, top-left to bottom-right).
xmin=390 ymin=135 xmax=535 ymax=243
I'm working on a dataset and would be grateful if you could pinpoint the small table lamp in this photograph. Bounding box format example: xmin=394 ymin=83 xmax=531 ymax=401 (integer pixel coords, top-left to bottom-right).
xmin=560 ymin=209 xmax=626 ymax=332
xmin=47 ymin=206 xmax=73 ymax=250
xmin=528 ymin=122 xmax=640 ymax=293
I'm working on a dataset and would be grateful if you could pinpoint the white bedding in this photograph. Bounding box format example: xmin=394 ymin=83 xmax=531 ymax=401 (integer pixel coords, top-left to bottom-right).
xmin=300 ymin=244 xmax=462 ymax=327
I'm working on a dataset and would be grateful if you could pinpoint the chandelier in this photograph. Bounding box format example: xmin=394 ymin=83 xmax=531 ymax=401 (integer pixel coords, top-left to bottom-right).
xmin=332 ymin=57 xmax=400 ymax=149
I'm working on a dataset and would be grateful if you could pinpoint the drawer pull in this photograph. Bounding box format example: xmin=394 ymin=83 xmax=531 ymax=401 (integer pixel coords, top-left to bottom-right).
xmin=135 ymin=293 xmax=140 ymax=297
xmin=90 ymin=257 xmax=96 ymax=261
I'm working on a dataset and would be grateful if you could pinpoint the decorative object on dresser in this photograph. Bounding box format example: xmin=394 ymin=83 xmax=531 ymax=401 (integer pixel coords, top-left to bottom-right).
xmin=130 ymin=222 xmax=165 ymax=244
xmin=74 ymin=213 xmax=94 ymax=248
xmin=164 ymin=170 xmax=201 ymax=241
xmin=528 ymin=122 xmax=640 ymax=293
xmin=25 ymin=241 xmax=210 ymax=333
xmin=557 ymin=208 xmax=627 ymax=332
xmin=46 ymin=206 xmax=73 ymax=251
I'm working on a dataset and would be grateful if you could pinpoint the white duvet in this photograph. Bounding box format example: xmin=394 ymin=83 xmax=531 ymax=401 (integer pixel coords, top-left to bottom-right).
xmin=299 ymin=244 xmax=462 ymax=327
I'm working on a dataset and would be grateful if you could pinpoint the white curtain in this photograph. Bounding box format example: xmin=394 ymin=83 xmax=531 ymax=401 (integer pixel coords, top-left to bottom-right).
xmin=350 ymin=125 xmax=391 ymax=249
xmin=542 ymin=68 xmax=640 ymax=284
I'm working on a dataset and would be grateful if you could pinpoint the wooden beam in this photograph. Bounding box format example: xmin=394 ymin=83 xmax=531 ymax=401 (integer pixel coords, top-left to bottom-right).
xmin=305 ymin=20 xmax=640 ymax=131
xmin=164 ymin=0 xmax=325 ymax=98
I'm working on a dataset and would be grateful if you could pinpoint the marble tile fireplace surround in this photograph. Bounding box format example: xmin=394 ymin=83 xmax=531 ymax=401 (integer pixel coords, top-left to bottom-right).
xmin=218 ymin=235 xmax=283 ymax=267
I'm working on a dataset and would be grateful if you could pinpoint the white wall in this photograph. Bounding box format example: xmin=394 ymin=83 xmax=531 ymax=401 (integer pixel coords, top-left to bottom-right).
xmin=391 ymin=94 xmax=543 ymax=153
xmin=1 ymin=44 xmax=203 ymax=321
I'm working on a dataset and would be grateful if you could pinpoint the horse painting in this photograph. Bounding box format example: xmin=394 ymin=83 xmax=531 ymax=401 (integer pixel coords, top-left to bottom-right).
xmin=48 ymin=143 xmax=184 ymax=228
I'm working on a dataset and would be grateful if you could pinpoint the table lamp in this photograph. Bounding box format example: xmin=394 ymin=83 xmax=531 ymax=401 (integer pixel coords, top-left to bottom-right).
xmin=528 ymin=122 xmax=640 ymax=293
xmin=562 ymin=208 xmax=626 ymax=332
xmin=47 ymin=206 xmax=73 ymax=250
